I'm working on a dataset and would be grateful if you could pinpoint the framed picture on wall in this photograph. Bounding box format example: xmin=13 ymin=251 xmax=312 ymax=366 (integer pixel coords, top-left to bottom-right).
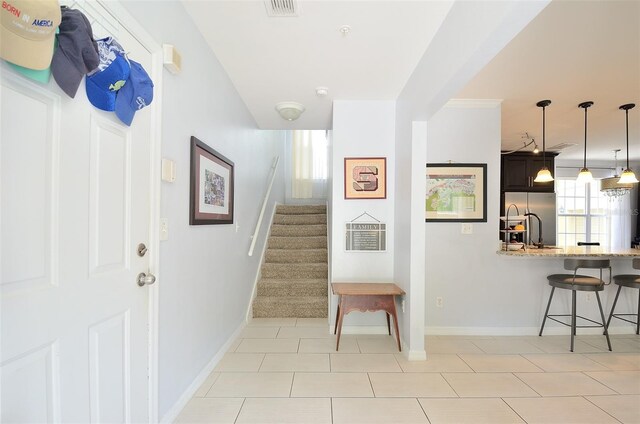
xmin=190 ymin=136 xmax=234 ymax=225
xmin=425 ymin=163 xmax=487 ymax=222
xmin=344 ymin=157 xmax=387 ymax=199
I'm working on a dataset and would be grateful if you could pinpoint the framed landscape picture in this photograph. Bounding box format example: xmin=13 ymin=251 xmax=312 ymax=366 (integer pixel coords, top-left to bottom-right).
xmin=344 ymin=157 xmax=387 ymax=199
xmin=190 ymin=136 xmax=234 ymax=225
xmin=425 ymin=163 xmax=487 ymax=222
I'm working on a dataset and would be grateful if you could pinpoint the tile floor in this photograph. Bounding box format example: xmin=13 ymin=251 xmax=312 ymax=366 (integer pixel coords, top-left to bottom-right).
xmin=175 ymin=318 xmax=640 ymax=423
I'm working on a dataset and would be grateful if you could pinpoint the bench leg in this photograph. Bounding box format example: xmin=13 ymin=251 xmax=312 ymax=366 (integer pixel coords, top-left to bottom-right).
xmin=386 ymin=313 xmax=391 ymax=335
xmin=336 ymin=297 xmax=345 ymax=351
xmin=334 ymin=298 xmax=341 ymax=335
xmin=390 ymin=297 xmax=402 ymax=352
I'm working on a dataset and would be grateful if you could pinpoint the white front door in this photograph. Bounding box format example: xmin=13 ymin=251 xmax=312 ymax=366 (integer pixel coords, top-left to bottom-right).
xmin=1 ymin=3 xmax=156 ymax=422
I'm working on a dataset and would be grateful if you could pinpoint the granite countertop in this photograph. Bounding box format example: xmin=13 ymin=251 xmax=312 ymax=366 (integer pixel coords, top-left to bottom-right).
xmin=497 ymin=246 xmax=640 ymax=257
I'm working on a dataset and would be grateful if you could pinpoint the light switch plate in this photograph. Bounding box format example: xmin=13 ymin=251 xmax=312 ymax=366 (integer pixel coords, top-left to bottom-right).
xmin=461 ymin=223 xmax=473 ymax=234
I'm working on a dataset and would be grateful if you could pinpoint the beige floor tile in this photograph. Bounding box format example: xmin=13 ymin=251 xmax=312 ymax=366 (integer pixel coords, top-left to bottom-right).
xmin=357 ymin=336 xmax=401 ymax=353
xmin=459 ymin=354 xmax=543 ymax=373
xmin=206 ymin=372 xmax=293 ymax=397
xmin=585 ymin=371 xmax=640 ymax=394
xmin=471 ymin=338 xmax=544 ymax=354
xmin=525 ymin=336 xmax=608 ymax=354
xmin=235 ymin=338 xmax=299 ymax=353
xmin=174 ymin=398 xmax=244 ymax=424
xmin=522 ymin=353 xmax=609 ymax=372
xmin=332 ymin=398 xmax=428 ymax=424
xmin=443 ymin=373 xmax=538 ymax=397
xmin=213 ymin=354 xmax=265 ymax=372
xmin=296 ymin=318 xmax=329 ymax=327
xmin=235 ymin=398 xmax=331 ymax=424
xmin=277 ymin=326 xmax=332 ymax=339
xmin=419 ymin=398 xmax=525 ymax=424
xmin=299 ymin=337 xmax=360 ymax=353
xmin=586 ymin=395 xmax=640 ymax=424
xmin=247 ymin=318 xmax=297 ymax=327
xmin=426 ymin=339 xmax=484 ymax=354
xmin=194 ymin=372 xmax=220 ymax=397
xmin=331 ymin=354 xmax=401 ymax=372
xmin=583 ymin=336 xmax=640 ymax=352
xmin=226 ymin=338 xmax=241 ymax=353
xmin=394 ymin=353 xmax=473 ymax=373
xmin=585 ymin=353 xmax=640 ymax=370
xmin=291 ymin=372 xmax=373 ymax=397
xmin=504 ymin=396 xmax=619 ymax=424
xmin=239 ymin=326 xmax=280 ymax=339
xmin=260 ymin=353 xmax=330 ymax=372
xmin=515 ymin=372 xmax=616 ymax=396
xmin=369 ymin=373 xmax=457 ymax=397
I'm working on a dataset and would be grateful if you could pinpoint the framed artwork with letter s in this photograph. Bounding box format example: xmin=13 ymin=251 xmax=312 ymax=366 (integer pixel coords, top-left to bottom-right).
xmin=190 ymin=136 xmax=234 ymax=225
xmin=344 ymin=157 xmax=387 ymax=199
xmin=425 ymin=163 xmax=487 ymax=222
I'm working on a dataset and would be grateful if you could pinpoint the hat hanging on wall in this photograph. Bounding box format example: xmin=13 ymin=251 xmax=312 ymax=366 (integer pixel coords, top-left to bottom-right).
xmin=0 ymin=0 xmax=61 ymax=70
xmin=115 ymin=59 xmax=154 ymax=126
xmin=51 ymin=6 xmax=100 ymax=98
xmin=85 ymin=37 xmax=130 ymax=111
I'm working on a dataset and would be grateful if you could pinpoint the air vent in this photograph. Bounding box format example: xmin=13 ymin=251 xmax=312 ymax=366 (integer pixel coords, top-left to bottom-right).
xmin=547 ymin=143 xmax=577 ymax=151
xmin=264 ymin=0 xmax=299 ymax=17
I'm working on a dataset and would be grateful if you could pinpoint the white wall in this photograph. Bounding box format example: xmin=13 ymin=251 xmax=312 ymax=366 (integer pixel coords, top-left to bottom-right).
xmin=330 ymin=101 xmax=396 ymax=327
xmin=424 ymin=103 xmax=639 ymax=334
xmin=121 ymin=1 xmax=285 ymax=419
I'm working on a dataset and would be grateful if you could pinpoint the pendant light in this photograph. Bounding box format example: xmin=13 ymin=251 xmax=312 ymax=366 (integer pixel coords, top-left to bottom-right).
xmin=534 ymin=99 xmax=554 ymax=182
xmin=576 ymin=101 xmax=594 ymax=183
xmin=618 ymin=103 xmax=638 ymax=184
xmin=601 ymin=149 xmax=633 ymax=199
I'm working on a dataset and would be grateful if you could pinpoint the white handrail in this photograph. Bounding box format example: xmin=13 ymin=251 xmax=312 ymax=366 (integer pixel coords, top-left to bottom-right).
xmin=248 ymin=156 xmax=280 ymax=256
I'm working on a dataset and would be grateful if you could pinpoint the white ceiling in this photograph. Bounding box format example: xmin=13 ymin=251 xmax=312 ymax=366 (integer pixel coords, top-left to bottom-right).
xmin=182 ymin=0 xmax=453 ymax=130
xmin=183 ymin=0 xmax=639 ymax=161
xmin=456 ymin=0 xmax=640 ymax=161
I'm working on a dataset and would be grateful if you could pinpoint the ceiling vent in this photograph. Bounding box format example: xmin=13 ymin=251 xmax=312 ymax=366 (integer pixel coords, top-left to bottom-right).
xmin=264 ymin=0 xmax=299 ymax=17
xmin=547 ymin=143 xmax=577 ymax=151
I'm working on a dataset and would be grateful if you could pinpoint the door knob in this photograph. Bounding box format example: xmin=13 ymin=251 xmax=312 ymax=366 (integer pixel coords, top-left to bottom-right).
xmin=137 ymin=272 xmax=156 ymax=287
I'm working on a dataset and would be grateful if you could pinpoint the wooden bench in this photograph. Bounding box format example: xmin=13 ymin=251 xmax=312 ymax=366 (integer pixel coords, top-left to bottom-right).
xmin=331 ymin=282 xmax=405 ymax=351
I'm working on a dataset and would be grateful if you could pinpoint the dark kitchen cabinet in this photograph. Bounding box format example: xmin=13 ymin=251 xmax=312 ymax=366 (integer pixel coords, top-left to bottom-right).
xmin=501 ymin=152 xmax=557 ymax=192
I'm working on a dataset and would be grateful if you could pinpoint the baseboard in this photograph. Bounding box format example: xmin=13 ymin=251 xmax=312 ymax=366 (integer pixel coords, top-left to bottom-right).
xmin=425 ymin=326 xmax=637 ymax=336
xmin=159 ymin=322 xmax=245 ymax=424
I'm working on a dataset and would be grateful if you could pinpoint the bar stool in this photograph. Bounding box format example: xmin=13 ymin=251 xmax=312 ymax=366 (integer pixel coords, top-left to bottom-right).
xmin=606 ymin=258 xmax=640 ymax=335
xmin=539 ymin=259 xmax=612 ymax=352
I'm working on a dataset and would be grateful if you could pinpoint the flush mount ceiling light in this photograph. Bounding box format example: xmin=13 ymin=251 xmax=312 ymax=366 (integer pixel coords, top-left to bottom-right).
xmin=275 ymin=102 xmax=305 ymax=121
xmin=601 ymin=149 xmax=633 ymax=199
xmin=618 ymin=103 xmax=638 ymax=184
xmin=339 ymin=25 xmax=351 ymax=36
xmin=534 ymin=100 xmax=554 ymax=183
xmin=576 ymin=101 xmax=594 ymax=183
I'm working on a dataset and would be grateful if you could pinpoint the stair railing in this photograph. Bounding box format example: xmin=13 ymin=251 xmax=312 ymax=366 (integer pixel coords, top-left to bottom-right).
xmin=248 ymin=156 xmax=280 ymax=256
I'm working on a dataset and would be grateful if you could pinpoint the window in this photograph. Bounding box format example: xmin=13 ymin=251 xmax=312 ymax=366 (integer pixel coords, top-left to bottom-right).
xmin=290 ymin=130 xmax=328 ymax=199
xmin=556 ymin=178 xmax=609 ymax=247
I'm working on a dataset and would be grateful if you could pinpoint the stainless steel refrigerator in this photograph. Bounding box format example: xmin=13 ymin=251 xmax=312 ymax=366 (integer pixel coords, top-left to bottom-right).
xmin=504 ymin=192 xmax=557 ymax=246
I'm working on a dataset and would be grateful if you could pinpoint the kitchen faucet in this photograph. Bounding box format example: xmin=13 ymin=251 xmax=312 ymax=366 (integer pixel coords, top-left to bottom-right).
xmin=524 ymin=212 xmax=544 ymax=248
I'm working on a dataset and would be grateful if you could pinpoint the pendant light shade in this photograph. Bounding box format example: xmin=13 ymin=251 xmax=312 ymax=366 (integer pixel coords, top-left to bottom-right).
xmin=577 ymin=101 xmax=594 ymax=183
xmin=618 ymin=103 xmax=638 ymax=184
xmin=534 ymin=99 xmax=554 ymax=183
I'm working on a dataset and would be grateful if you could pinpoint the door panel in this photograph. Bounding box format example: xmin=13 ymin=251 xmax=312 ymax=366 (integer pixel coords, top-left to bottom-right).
xmin=1 ymin=2 xmax=155 ymax=422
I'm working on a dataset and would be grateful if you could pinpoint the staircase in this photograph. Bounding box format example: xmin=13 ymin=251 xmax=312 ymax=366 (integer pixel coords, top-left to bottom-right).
xmin=252 ymin=204 xmax=328 ymax=318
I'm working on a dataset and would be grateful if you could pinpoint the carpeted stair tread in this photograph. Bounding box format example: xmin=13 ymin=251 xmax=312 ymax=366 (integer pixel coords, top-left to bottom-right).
xmin=265 ymin=249 xmax=327 ymax=263
xmin=261 ymin=262 xmax=328 ymax=279
xmin=257 ymin=279 xmax=327 ymax=297
xmin=268 ymin=236 xmax=327 ymax=249
xmin=252 ymin=296 xmax=327 ymax=318
xmin=270 ymin=224 xmax=326 ymax=237
xmin=276 ymin=204 xmax=326 ymax=215
xmin=273 ymin=213 xmax=327 ymax=225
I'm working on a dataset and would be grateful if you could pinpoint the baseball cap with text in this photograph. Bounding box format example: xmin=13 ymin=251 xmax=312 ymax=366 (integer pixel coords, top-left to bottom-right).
xmin=115 ymin=59 xmax=153 ymax=126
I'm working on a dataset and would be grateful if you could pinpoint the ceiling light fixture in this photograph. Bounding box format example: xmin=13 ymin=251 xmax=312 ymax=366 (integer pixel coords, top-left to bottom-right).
xmin=618 ymin=103 xmax=638 ymax=184
xmin=339 ymin=25 xmax=351 ymax=36
xmin=315 ymin=86 xmax=328 ymax=97
xmin=534 ymin=100 xmax=554 ymax=183
xmin=601 ymin=149 xmax=633 ymax=199
xmin=275 ymin=101 xmax=305 ymax=121
xmin=576 ymin=101 xmax=594 ymax=183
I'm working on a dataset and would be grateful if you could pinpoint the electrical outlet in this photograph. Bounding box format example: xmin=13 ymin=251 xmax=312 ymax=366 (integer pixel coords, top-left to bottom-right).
xmin=461 ymin=223 xmax=473 ymax=234
xmin=436 ymin=297 xmax=443 ymax=308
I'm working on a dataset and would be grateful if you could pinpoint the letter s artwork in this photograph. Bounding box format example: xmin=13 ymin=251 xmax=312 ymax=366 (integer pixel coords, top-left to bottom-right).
xmin=352 ymin=166 xmax=378 ymax=192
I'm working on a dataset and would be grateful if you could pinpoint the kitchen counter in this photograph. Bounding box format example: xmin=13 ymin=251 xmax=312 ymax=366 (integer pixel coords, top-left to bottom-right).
xmin=497 ymin=246 xmax=640 ymax=257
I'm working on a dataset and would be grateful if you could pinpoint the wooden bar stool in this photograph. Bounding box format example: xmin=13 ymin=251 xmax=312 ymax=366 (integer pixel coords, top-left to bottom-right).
xmin=606 ymin=258 xmax=640 ymax=335
xmin=539 ymin=259 xmax=612 ymax=352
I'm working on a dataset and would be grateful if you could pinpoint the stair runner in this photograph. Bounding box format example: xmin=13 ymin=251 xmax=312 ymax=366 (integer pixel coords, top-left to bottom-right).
xmin=252 ymin=204 xmax=328 ymax=318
